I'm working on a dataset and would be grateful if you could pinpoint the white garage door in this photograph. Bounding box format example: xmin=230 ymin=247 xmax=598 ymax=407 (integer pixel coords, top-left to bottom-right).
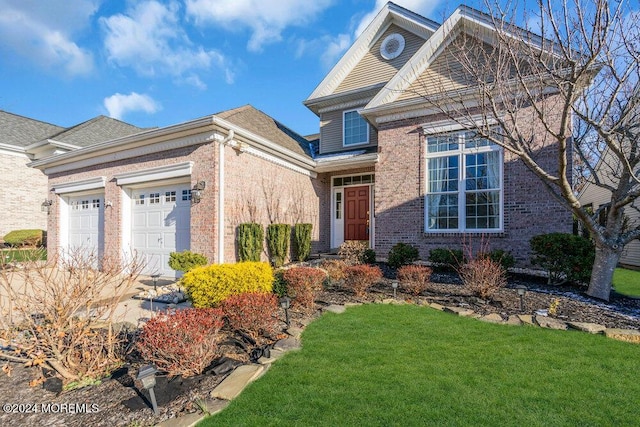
xmin=68 ymin=194 xmax=104 ymax=263
xmin=132 ymin=184 xmax=191 ymax=277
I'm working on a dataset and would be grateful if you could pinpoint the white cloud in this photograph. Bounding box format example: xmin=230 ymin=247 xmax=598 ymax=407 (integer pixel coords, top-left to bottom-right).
xmin=0 ymin=0 xmax=97 ymax=76
xmin=320 ymin=34 xmax=353 ymax=68
xmin=101 ymin=0 xmax=235 ymax=87
xmin=185 ymin=0 xmax=334 ymax=52
xmin=355 ymin=0 xmax=440 ymax=37
xmin=103 ymin=92 xmax=161 ymax=120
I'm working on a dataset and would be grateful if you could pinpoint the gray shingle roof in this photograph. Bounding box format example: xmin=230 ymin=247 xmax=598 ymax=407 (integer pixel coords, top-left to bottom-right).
xmin=215 ymin=105 xmax=313 ymax=158
xmin=47 ymin=115 xmax=146 ymax=147
xmin=0 ymin=110 xmax=64 ymax=148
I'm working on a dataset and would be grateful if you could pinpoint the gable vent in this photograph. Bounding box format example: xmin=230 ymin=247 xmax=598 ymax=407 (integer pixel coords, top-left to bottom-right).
xmin=380 ymin=33 xmax=405 ymax=60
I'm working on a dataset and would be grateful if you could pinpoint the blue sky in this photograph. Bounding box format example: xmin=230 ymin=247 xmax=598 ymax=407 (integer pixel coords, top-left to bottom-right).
xmin=0 ymin=0 xmax=459 ymax=137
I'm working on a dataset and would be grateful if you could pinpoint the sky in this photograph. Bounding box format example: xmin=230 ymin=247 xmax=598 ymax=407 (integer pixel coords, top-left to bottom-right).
xmin=0 ymin=0 xmax=462 ymax=137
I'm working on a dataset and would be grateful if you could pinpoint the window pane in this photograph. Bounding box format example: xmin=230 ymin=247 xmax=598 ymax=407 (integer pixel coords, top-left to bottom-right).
xmin=428 ymin=156 xmax=458 ymax=192
xmin=464 ymin=131 xmax=493 ymax=149
xmin=336 ymin=193 xmax=342 ymax=220
xmin=465 ymin=151 xmax=500 ymax=190
xmin=344 ymin=111 xmax=368 ymax=146
xmin=465 ymin=191 xmax=500 ymax=229
xmin=427 ymin=194 xmax=458 ymax=230
xmin=427 ymin=135 xmax=459 ymax=153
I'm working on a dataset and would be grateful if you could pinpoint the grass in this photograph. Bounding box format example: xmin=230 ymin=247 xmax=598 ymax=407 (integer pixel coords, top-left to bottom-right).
xmin=613 ymin=267 xmax=640 ymax=297
xmin=0 ymin=248 xmax=47 ymax=262
xmin=201 ymin=304 xmax=640 ymax=427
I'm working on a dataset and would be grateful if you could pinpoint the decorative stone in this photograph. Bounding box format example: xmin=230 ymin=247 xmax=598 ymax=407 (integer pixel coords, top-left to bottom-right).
xmin=534 ymin=316 xmax=568 ymax=330
xmin=210 ymin=364 xmax=265 ymax=400
xmin=344 ymin=302 xmax=363 ymax=307
xmin=567 ymin=322 xmax=607 ymax=334
xmin=517 ymin=314 xmax=535 ymax=325
xmin=325 ymin=304 xmax=346 ymax=314
xmin=604 ymin=328 xmax=640 ymax=344
xmin=443 ymin=306 xmax=475 ymax=317
xmin=506 ymin=315 xmax=523 ymax=326
xmin=479 ymin=313 xmax=504 ymax=323
xmin=428 ymin=303 xmax=444 ymax=311
xmin=286 ymin=326 xmax=304 ymax=339
xmin=273 ymin=337 xmax=301 ymax=352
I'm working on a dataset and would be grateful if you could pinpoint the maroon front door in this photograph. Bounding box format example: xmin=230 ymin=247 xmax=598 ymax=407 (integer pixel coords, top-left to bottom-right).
xmin=344 ymin=186 xmax=370 ymax=241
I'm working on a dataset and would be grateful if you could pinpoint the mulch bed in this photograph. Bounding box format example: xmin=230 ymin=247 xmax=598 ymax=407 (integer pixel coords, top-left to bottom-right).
xmin=1 ymin=268 xmax=639 ymax=427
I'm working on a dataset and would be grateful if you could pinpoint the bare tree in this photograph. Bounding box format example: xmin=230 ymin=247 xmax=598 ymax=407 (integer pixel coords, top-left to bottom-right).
xmin=408 ymin=0 xmax=639 ymax=300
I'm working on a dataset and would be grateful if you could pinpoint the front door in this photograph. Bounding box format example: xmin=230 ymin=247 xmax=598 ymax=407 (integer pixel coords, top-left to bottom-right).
xmin=344 ymin=186 xmax=369 ymax=241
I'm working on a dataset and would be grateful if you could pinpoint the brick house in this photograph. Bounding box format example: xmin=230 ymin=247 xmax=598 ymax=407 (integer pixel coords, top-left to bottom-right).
xmin=0 ymin=111 xmax=144 ymax=239
xmin=31 ymin=3 xmax=571 ymax=277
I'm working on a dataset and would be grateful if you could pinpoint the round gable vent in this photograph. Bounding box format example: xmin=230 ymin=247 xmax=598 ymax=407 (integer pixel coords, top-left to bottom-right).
xmin=380 ymin=33 xmax=405 ymax=60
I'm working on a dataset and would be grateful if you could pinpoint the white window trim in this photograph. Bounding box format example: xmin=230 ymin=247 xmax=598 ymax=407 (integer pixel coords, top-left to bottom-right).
xmin=424 ymin=131 xmax=504 ymax=233
xmin=343 ymin=109 xmax=370 ymax=147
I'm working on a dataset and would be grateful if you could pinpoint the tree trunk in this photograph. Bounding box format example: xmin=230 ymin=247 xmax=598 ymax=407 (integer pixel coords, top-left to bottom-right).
xmin=586 ymin=245 xmax=622 ymax=301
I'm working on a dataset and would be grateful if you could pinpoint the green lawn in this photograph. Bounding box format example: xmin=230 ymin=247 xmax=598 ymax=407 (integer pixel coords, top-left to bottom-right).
xmin=613 ymin=268 xmax=640 ymax=297
xmin=201 ymin=304 xmax=640 ymax=427
xmin=0 ymin=248 xmax=47 ymax=263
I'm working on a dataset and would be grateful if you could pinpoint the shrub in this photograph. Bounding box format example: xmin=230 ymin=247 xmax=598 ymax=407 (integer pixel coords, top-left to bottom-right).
xmin=267 ymin=224 xmax=291 ymax=267
xmin=221 ymin=292 xmax=279 ymax=338
xmin=137 ymin=308 xmax=224 ymax=377
xmin=319 ymin=259 xmax=347 ymax=284
xmin=477 ymin=249 xmax=516 ymax=271
xmin=338 ymin=241 xmax=368 ymax=265
xmin=282 ymin=267 xmax=327 ymax=310
xmin=343 ymin=265 xmax=383 ymax=297
xmin=168 ymin=250 xmax=208 ymax=273
xmin=3 ymin=229 xmax=45 ymax=247
xmin=530 ymin=233 xmax=595 ymax=285
xmin=459 ymin=257 xmax=507 ymax=299
xmin=181 ymin=262 xmax=273 ymax=308
xmin=237 ymin=223 xmax=264 ymax=262
xmin=363 ymin=249 xmax=377 ymax=264
xmin=272 ymin=269 xmax=288 ymax=297
xmin=397 ymin=265 xmax=432 ymax=296
xmin=429 ymin=248 xmax=464 ymax=270
xmin=387 ymin=243 xmax=420 ymax=268
xmin=293 ymin=223 xmax=313 ymax=262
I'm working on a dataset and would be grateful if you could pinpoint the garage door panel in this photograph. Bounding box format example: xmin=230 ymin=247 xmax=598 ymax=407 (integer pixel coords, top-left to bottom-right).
xmin=67 ymin=194 xmax=104 ymax=266
xmin=133 ymin=212 xmax=147 ymax=227
xmin=147 ymin=211 xmax=164 ymax=227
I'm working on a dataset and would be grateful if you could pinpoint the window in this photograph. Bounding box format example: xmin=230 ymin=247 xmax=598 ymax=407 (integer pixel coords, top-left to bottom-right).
xmin=182 ymin=189 xmax=192 ymax=201
xmin=425 ymin=130 xmax=502 ymax=232
xmin=135 ymin=194 xmax=145 ymax=205
xmin=343 ymin=110 xmax=369 ymax=146
xmin=165 ymin=191 xmax=176 ymax=202
xmin=92 ymin=199 xmax=100 ymax=208
xmin=335 ymin=192 xmax=342 ymax=220
xmin=149 ymin=193 xmax=160 ymax=204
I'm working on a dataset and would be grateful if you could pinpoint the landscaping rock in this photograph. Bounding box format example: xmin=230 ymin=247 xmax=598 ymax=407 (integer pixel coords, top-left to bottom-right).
xmin=479 ymin=313 xmax=504 ymax=323
xmin=506 ymin=315 xmax=523 ymax=326
xmin=517 ymin=314 xmax=535 ymax=325
xmin=273 ymin=337 xmax=301 ymax=352
xmin=443 ymin=306 xmax=475 ymax=317
xmin=428 ymin=302 xmax=445 ymax=311
xmin=325 ymin=304 xmax=346 ymax=314
xmin=534 ymin=316 xmax=568 ymax=330
xmin=604 ymin=328 xmax=640 ymax=344
xmin=567 ymin=322 xmax=607 ymax=334
xmin=258 ymin=348 xmax=287 ymax=365
xmin=210 ymin=364 xmax=265 ymax=400
xmin=286 ymin=326 xmax=304 ymax=339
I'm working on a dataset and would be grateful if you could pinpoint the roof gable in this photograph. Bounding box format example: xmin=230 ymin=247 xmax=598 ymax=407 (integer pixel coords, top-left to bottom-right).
xmin=305 ymin=2 xmax=439 ymax=106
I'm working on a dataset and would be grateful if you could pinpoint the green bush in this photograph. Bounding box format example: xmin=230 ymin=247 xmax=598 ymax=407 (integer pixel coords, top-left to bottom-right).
xmin=387 ymin=243 xmax=420 ymax=269
xmin=530 ymin=233 xmax=595 ymax=285
xmin=293 ymin=223 xmax=313 ymax=262
xmin=168 ymin=250 xmax=208 ymax=273
xmin=237 ymin=223 xmax=264 ymax=262
xmin=429 ymin=248 xmax=464 ymax=270
xmin=3 ymin=229 xmax=45 ymax=247
xmin=272 ymin=269 xmax=288 ymax=297
xmin=478 ymin=249 xmax=516 ymax=271
xmin=181 ymin=262 xmax=273 ymax=307
xmin=267 ymin=224 xmax=291 ymax=267
xmin=363 ymin=249 xmax=376 ymax=264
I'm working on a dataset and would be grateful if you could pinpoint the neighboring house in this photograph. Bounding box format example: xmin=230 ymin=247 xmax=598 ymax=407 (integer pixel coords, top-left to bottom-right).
xmin=578 ymin=151 xmax=640 ymax=268
xmin=30 ymin=2 xmax=571 ymax=278
xmin=0 ymin=111 xmax=145 ymax=239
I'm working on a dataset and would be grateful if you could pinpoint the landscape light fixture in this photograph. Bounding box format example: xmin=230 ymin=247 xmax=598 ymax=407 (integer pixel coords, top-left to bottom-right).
xmin=151 ymin=274 xmax=160 ymax=292
xmin=137 ymin=364 xmax=159 ymax=415
xmin=279 ymin=296 xmax=291 ymax=327
xmin=191 ymin=181 xmax=206 ymax=205
xmin=392 ymin=281 xmax=398 ymax=299
xmin=515 ymin=285 xmax=527 ymax=311
xmin=41 ymin=199 xmax=52 ymax=214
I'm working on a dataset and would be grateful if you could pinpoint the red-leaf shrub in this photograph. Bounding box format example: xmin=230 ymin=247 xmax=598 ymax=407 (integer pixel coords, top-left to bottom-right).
xmin=221 ymin=292 xmax=279 ymax=338
xmin=397 ymin=265 xmax=432 ymax=296
xmin=137 ymin=308 xmax=224 ymax=377
xmin=282 ymin=267 xmax=327 ymax=311
xmin=343 ymin=265 xmax=383 ymax=297
xmin=459 ymin=258 xmax=507 ymax=299
xmin=319 ymin=259 xmax=347 ymax=283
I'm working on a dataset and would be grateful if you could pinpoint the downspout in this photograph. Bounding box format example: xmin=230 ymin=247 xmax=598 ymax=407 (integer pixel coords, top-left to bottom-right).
xmin=218 ymin=130 xmax=234 ymax=264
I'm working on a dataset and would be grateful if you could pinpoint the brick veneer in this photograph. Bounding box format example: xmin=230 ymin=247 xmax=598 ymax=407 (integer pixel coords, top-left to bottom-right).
xmin=373 ymin=107 xmax=572 ymax=266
